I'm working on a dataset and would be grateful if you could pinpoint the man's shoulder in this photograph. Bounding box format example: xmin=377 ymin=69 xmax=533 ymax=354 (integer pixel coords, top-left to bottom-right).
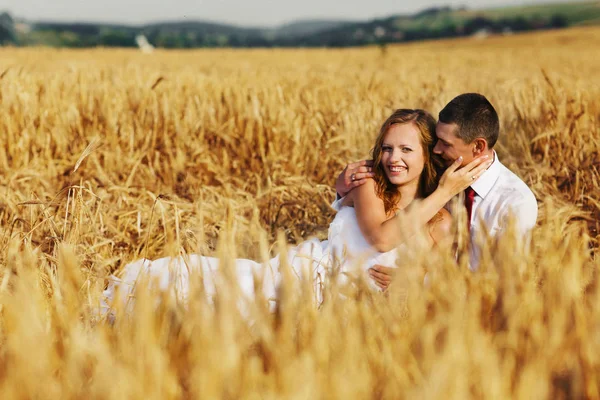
xmin=493 ymin=161 xmax=537 ymax=206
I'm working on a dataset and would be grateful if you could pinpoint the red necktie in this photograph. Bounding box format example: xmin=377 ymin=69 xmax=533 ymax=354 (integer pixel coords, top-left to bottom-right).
xmin=464 ymin=187 xmax=476 ymax=231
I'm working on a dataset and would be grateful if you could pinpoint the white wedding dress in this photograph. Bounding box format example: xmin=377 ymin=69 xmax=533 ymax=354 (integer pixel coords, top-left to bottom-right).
xmin=100 ymin=206 xmax=401 ymax=315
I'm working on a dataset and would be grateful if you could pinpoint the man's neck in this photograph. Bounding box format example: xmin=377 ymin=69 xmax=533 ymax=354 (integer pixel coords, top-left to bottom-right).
xmin=470 ymin=149 xmax=500 ymax=197
xmin=468 ymin=150 xmax=495 ymax=175
xmin=482 ymin=149 xmax=495 ymax=162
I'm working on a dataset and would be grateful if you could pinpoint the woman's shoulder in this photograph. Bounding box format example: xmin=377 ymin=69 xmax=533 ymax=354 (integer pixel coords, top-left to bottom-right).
xmin=343 ymin=178 xmax=378 ymax=206
xmin=357 ymin=177 xmax=378 ymax=191
xmin=428 ymin=208 xmax=452 ymax=237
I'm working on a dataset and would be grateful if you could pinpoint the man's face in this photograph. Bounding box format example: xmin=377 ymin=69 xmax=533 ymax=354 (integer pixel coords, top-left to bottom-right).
xmin=433 ymin=122 xmax=474 ymax=167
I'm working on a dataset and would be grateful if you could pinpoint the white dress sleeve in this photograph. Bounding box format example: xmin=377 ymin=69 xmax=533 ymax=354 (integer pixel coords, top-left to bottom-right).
xmin=331 ymin=196 xmax=344 ymax=211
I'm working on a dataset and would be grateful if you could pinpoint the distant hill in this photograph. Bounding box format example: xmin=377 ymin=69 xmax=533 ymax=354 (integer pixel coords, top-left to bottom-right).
xmin=271 ymin=19 xmax=355 ymax=37
xmin=142 ymin=20 xmax=262 ymax=35
xmin=299 ymin=1 xmax=600 ymax=46
xmin=18 ymin=18 xmax=350 ymax=47
xmin=3 ymin=1 xmax=600 ymax=48
xmin=0 ymin=11 xmax=16 ymax=44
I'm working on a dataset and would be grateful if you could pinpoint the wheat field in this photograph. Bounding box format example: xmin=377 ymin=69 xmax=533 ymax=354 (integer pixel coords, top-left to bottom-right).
xmin=0 ymin=26 xmax=599 ymax=399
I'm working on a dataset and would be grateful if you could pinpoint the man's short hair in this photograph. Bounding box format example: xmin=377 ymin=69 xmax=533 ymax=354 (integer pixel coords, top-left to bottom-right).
xmin=439 ymin=93 xmax=500 ymax=148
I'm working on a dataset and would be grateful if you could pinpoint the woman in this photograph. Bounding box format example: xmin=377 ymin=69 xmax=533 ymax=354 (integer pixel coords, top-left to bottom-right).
xmin=100 ymin=109 xmax=490 ymax=315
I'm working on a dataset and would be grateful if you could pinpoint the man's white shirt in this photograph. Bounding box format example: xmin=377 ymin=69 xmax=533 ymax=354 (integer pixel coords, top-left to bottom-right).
xmin=454 ymin=152 xmax=538 ymax=270
xmin=332 ymin=152 xmax=538 ymax=270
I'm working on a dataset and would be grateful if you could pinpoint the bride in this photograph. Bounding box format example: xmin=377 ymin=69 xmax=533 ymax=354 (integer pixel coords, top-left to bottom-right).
xmin=100 ymin=109 xmax=491 ymax=315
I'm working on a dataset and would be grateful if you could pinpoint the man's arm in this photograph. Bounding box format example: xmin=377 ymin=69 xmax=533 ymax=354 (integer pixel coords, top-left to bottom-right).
xmin=331 ymin=160 xmax=375 ymax=211
xmin=513 ymin=197 xmax=538 ymax=238
xmin=335 ymin=160 xmax=375 ymax=198
xmin=495 ymin=195 xmax=538 ymax=241
xmin=368 ymin=265 xmax=395 ymax=290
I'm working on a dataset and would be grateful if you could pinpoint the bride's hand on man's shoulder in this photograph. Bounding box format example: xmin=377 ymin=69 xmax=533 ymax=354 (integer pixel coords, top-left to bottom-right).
xmin=336 ymin=159 xmax=375 ymax=198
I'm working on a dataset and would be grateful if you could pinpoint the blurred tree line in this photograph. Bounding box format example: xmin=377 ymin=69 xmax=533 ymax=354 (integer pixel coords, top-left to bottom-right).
xmin=0 ymin=7 xmax=579 ymax=48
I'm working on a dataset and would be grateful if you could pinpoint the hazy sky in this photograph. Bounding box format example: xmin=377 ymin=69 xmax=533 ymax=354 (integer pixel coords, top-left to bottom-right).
xmin=3 ymin=0 xmax=572 ymax=27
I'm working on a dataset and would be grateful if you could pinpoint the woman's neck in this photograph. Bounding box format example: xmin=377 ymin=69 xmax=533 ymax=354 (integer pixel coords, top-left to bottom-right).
xmin=395 ymin=179 xmax=420 ymax=211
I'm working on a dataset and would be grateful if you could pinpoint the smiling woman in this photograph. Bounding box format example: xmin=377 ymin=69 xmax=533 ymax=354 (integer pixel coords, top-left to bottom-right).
xmin=343 ymin=109 xmax=458 ymax=252
xmin=382 ymin=124 xmax=425 ymax=186
xmin=370 ymin=109 xmax=442 ymax=215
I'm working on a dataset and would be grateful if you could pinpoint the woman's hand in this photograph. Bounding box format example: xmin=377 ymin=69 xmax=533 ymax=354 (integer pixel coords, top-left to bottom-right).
xmin=437 ymin=155 xmax=493 ymax=198
xmin=335 ymin=160 xmax=375 ymax=198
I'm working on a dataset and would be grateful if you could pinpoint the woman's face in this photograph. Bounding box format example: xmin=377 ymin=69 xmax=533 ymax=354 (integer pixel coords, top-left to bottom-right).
xmin=380 ymin=123 xmax=425 ymax=186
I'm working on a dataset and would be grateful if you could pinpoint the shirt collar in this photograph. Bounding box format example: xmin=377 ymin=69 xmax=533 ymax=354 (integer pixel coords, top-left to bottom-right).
xmin=470 ymin=151 xmax=501 ymax=199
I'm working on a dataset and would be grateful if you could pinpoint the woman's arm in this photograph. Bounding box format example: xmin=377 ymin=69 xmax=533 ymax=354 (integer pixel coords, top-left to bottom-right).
xmin=351 ymin=179 xmax=391 ymax=251
xmin=368 ymin=210 xmax=454 ymax=291
xmin=428 ymin=208 xmax=453 ymax=250
xmin=352 ymin=179 xmax=446 ymax=252
xmin=352 ymin=155 xmax=491 ymax=252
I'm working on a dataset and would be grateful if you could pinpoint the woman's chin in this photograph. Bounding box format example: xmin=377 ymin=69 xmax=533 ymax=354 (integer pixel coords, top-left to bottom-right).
xmin=386 ymin=175 xmax=406 ymax=185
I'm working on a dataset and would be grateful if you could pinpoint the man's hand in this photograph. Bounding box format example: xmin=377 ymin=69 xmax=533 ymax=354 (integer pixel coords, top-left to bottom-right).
xmin=335 ymin=160 xmax=375 ymax=198
xmin=368 ymin=265 xmax=396 ymax=291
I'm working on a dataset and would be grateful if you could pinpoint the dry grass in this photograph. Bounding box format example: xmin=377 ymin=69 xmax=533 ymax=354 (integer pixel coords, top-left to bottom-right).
xmin=0 ymin=26 xmax=599 ymax=398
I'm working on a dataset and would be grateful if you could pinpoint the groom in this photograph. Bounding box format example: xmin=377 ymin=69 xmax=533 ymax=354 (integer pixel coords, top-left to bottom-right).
xmin=335 ymin=93 xmax=538 ymax=289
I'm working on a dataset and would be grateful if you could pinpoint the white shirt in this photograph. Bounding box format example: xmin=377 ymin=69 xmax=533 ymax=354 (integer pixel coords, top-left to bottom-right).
xmin=332 ymin=152 xmax=538 ymax=271
xmin=450 ymin=152 xmax=538 ymax=270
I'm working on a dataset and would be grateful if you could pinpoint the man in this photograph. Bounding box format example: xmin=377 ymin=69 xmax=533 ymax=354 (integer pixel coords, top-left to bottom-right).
xmin=335 ymin=93 xmax=538 ymax=288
